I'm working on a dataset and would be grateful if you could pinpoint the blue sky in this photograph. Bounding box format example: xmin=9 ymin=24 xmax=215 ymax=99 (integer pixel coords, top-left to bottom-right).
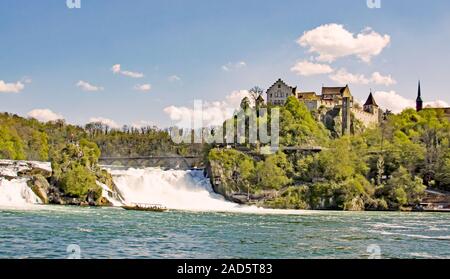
xmin=1 ymin=0 xmax=449 ymax=128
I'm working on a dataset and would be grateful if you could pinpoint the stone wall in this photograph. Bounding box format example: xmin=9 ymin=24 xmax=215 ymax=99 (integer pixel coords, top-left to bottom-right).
xmin=351 ymin=108 xmax=379 ymax=127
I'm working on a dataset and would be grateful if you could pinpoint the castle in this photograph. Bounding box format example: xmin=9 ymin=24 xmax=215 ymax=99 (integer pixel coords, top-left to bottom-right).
xmin=416 ymin=81 xmax=450 ymax=120
xmin=265 ymin=79 xmax=380 ymax=134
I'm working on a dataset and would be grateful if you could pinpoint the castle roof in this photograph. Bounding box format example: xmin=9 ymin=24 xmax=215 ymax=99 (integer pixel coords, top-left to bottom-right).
xmin=364 ymin=92 xmax=378 ymax=107
xmin=267 ymin=78 xmax=297 ymax=94
xmin=321 ymin=86 xmax=348 ymax=95
xmin=256 ymin=95 xmax=265 ymax=103
xmin=298 ymin=92 xmax=319 ymax=100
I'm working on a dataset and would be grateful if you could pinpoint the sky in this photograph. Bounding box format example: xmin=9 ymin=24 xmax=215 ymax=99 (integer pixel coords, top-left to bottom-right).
xmin=1 ymin=0 xmax=449 ymax=128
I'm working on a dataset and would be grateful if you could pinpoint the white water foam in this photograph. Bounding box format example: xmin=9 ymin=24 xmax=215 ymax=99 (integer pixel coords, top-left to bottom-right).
xmin=0 ymin=160 xmax=48 ymax=208
xmin=108 ymin=167 xmax=309 ymax=215
xmin=97 ymin=181 xmax=123 ymax=206
xmin=0 ymin=178 xmax=42 ymax=207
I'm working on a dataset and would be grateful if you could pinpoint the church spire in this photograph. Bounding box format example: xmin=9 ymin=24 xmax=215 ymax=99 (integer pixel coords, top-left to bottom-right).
xmin=416 ymin=80 xmax=423 ymax=112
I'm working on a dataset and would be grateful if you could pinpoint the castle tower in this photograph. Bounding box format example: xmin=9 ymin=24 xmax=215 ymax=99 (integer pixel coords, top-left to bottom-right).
xmin=341 ymin=85 xmax=352 ymax=135
xmin=416 ymin=81 xmax=423 ymax=112
xmin=364 ymin=91 xmax=379 ymax=114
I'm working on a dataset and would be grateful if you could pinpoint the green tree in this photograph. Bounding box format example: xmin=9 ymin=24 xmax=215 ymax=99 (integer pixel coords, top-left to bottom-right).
xmin=379 ymin=167 xmax=426 ymax=209
xmin=51 ymin=141 xmax=102 ymax=200
xmin=279 ymin=96 xmax=329 ymax=147
xmin=240 ymin=97 xmax=251 ymax=111
xmin=255 ymin=153 xmax=291 ymax=190
xmin=60 ymin=164 xmax=99 ymax=199
xmin=0 ymin=126 xmax=25 ymax=160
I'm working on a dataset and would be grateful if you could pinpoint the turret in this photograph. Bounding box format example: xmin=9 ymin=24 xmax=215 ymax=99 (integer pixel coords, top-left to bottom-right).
xmin=364 ymin=91 xmax=379 ymax=114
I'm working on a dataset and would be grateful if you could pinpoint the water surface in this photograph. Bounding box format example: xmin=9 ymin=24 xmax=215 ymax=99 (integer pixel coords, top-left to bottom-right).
xmin=0 ymin=206 xmax=448 ymax=259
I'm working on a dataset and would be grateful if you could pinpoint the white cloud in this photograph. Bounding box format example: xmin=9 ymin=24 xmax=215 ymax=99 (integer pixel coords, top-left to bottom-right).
xmin=168 ymin=75 xmax=181 ymax=82
xmin=27 ymin=109 xmax=64 ymax=122
xmin=111 ymin=64 xmax=121 ymax=74
xmin=329 ymin=68 xmax=369 ymax=85
xmin=329 ymin=69 xmax=396 ymax=86
xmin=163 ymin=90 xmax=251 ymax=128
xmin=424 ymin=100 xmax=450 ymax=109
xmin=21 ymin=77 xmax=32 ymax=84
xmin=222 ymin=61 xmax=247 ymax=72
xmin=374 ymin=91 xmax=449 ymax=113
xmin=0 ymin=80 xmax=25 ymax=93
xmin=370 ymin=72 xmax=396 ymax=86
xmin=76 ymin=80 xmax=104 ymax=92
xmin=133 ymin=84 xmax=152 ymax=92
xmin=374 ymin=91 xmax=414 ymax=113
xmin=111 ymin=64 xmax=144 ymax=78
xmin=297 ymin=23 xmax=391 ymax=63
xmin=290 ymin=60 xmax=334 ymax=76
xmin=122 ymin=70 xmax=144 ymax=78
xmin=88 ymin=117 xmax=120 ymax=129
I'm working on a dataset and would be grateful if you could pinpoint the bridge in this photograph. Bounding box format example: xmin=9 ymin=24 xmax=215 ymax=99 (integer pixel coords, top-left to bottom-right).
xmin=98 ymin=146 xmax=326 ymax=169
xmin=99 ymin=155 xmax=204 ymax=169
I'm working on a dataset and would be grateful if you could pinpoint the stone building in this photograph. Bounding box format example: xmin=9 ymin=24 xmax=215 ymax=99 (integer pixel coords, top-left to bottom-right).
xmin=416 ymin=81 xmax=450 ymax=120
xmin=266 ymin=78 xmax=380 ymax=134
xmin=266 ymin=79 xmax=297 ymax=106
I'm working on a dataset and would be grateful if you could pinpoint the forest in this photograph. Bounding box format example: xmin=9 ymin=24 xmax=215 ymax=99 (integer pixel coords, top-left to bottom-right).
xmin=208 ymin=96 xmax=450 ymax=210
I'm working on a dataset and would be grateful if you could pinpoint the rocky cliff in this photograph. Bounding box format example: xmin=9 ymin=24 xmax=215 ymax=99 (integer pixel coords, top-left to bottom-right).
xmin=0 ymin=160 xmax=121 ymax=206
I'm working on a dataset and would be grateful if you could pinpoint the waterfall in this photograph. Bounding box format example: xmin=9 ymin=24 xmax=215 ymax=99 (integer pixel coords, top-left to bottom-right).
xmin=108 ymin=167 xmax=307 ymax=214
xmin=0 ymin=178 xmax=42 ymax=207
xmin=0 ymin=160 xmax=47 ymax=208
xmin=0 ymin=159 xmax=306 ymax=214
xmin=109 ymin=168 xmax=244 ymax=211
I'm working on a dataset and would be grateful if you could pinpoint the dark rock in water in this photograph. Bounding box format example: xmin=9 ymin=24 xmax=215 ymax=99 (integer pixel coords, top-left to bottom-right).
xmin=28 ymin=174 xmax=50 ymax=204
xmin=87 ymin=190 xmax=97 ymax=206
xmin=96 ymin=196 xmax=112 ymax=206
xmin=47 ymin=185 xmax=66 ymax=205
xmin=229 ymin=194 xmax=249 ymax=204
xmin=18 ymin=167 xmax=52 ymax=178
xmin=0 ymin=175 xmax=16 ymax=181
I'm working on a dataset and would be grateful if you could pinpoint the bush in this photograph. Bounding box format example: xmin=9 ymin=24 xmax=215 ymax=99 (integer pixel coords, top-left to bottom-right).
xmin=51 ymin=142 xmax=103 ymax=200
xmin=254 ymin=153 xmax=291 ymax=190
xmin=60 ymin=164 xmax=99 ymax=199
xmin=265 ymin=186 xmax=309 ymax=209
xmin=378 ymin=167 xmax=426 ymax=209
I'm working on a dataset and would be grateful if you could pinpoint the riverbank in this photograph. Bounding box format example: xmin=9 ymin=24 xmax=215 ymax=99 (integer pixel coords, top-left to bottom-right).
xmin=206 ymin=147 xmax=450 ymax=212
xmin=2 ymin=159 xmax=450 ymax=213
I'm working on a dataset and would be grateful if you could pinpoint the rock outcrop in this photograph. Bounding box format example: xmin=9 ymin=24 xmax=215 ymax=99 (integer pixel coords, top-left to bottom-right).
xmin=207 ymin=160 xmax=276 ymax=206
xmin=0 ymin=159 xmax=121 ymax=207
xmin=27 ymin=174 xmax=50 ymax=204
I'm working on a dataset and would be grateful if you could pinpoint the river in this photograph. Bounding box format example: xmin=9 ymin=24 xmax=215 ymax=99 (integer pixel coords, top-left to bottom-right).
xmin=0 ymin=166 xmax=449 ymax=259
xmin=0 ymin=206 xmax=449 ymax=259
